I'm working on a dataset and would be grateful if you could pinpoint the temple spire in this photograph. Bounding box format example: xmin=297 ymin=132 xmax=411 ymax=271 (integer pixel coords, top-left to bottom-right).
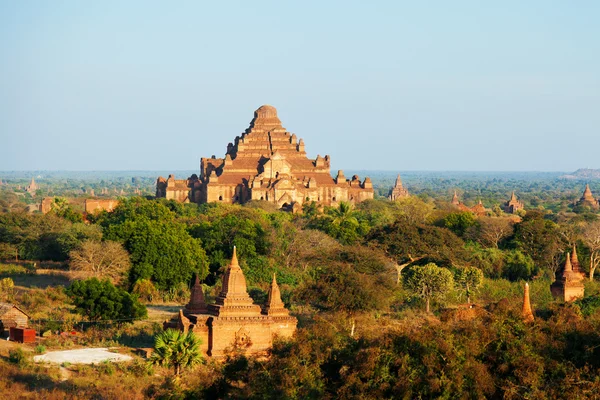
xmin=395 ymin=174 xmax=403 ymax=187
xmin=565 ymin=252 xmax=573 ymax=272
xmin=263 ymin=273 xmax=289 ymax=316
xmin=522 ymin=283 xmax=534 ymax=322
xmin=571 ymin=244 xmax=580 ymax=272
xmin=208 ymin=247 xmax=262 ymax=317
xmin=185 ymin=274 xmax=208 ymax=314
xmin=451 ymin=190 xmax=460 ymax=205
xmin=231 ymin=245 xmax=239 ymax=267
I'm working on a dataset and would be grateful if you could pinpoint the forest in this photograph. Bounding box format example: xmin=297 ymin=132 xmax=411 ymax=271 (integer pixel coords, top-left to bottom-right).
xmin=1 ymin=171 xmax=600 ymax=399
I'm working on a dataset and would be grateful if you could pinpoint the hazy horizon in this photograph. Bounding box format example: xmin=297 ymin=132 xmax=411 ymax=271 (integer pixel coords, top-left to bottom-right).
xmin=2 ymin=2 xmax=598 ymax=172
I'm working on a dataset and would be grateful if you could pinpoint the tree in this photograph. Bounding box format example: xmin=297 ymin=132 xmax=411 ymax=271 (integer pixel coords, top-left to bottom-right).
xmin=150 ymin=329 xmax=203 ymax=377
xmin=0 ymin=277 xmax=14 ymax=301
xmin=404 ymin=263 xmax=454 ymax=313
xmin=503 ymin=250 xmax=536 ymax=281
xmin=69 ymin=240 xmax=130 ymax=284
xmin=106 ymin=219 xmax=209 ymax=290
xmin=513 ymin=213 xmax=564 ymax=278
xmin=467 ymin=217 xmax=514 ymax=248
xmin=66 ymin=278 xmax=147 ymax=322
xmin=582 ymin=220 xmax=600 ymax=280
xmin=443 ymin=211 xmax=477 ymax=237
xmin=369 ymin=217 xmax=469 ymax=283
xmin=133 ymin=279 xmax=159 ymax=302
xmin=454 ymin=266 xmax=483 ymax=303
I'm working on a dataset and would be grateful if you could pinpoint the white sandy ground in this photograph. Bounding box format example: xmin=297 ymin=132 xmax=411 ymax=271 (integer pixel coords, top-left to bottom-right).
xmin=33 ymin=348 xmax=133 ymax=364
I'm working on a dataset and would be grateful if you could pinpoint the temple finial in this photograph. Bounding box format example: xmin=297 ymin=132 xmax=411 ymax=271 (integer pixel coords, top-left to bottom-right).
xmin=565 ymin=252 xmax=573 ymax=272
xmin=231 ymin=246 xmax=239 ymax=266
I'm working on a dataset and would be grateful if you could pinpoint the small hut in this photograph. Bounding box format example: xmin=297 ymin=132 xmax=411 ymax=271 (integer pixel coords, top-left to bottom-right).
xmin=0 ymin=302 xmax=30 ymax=334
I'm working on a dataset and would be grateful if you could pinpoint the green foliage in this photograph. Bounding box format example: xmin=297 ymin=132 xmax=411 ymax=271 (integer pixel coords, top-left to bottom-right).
xmin=576 ymin=295 xmax=600 ymax=317
xmin=150 ymin=329 xmax=203 ymax=376
xmin=454 ymin=266 xmax=484 ymax=303
xmin=66 ymin=278 xmax=147 ymax=322
xmin=443 ymin=211 xmax=477 ymax=237
xmin=8 ymin=348 xmax=27 ymax=366
xmin=512 ymin=212 xmax=564 ymax=272
xmin=297 ymin=262 xmax=393 ymax=313
xmin=404 ymin=263 xmax=454 ymax=312
xmin=369 ymin=217 xmax=468 ymax=267
xmin=34 ymin=344 xmax=46 ymax=354
xmin=307 ymin=201 xmax=370 ymax=245
xmin=503 ymin=250 xmax=537 ymax=281
xmin=132 ymin=279 xmax=159 ymax=302
xmin=0 ymin=212 xmax=101 ymax=261
xmin=99 ymin=199 xmax=209 ymax=290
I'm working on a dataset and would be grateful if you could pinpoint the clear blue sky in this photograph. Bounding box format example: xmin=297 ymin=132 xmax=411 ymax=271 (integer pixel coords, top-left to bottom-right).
xmin=1 ymin=1 xmax=598 ymax=172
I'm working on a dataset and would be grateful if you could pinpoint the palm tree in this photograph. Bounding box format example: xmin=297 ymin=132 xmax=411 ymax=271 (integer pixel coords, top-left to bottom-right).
xmin=150 ymin=329 xmax=202 ymax=377
xmin=328 ymin=201 xmax=358 ymax=226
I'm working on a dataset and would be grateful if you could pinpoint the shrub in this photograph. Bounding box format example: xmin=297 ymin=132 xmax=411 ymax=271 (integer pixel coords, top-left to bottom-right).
xmin=8 ymin=348 xmax=27 ymax=366
xmin=66 ymin=278 xmax=147 ymax=322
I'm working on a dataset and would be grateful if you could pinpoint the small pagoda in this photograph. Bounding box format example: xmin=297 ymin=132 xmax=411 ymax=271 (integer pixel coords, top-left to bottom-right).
xmin=164 ymin=247 xmax=297 ymax=357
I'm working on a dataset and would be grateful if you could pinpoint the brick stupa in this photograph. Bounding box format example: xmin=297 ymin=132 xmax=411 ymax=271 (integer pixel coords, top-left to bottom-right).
xmin=157 ymin=105 xmax=374 ymax=208
xmin=577 ymin=184 xmax=600 ymax=210
xmin=551 ymin=252 xmax=585 ymax=302
xmin=522 ymin=283 xmax=534 ymax=322
xmin=165 ymin=247 xmax=297 ymax=358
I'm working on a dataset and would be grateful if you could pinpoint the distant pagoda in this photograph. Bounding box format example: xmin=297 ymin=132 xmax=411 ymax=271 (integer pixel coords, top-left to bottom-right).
xmin=576 ymin=184 xmax=600 ymax=210
xmin=388 ymin=174 xmax=409 ymax=200
xmin=503 ymin=192 xmax=524 ymax=214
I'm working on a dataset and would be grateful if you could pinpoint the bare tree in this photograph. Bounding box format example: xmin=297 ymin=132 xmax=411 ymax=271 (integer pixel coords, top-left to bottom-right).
xmin=69 ymin=240 xmax=130 ymax=284
xmin=469 ymin=217 xmax=514 ymax=248
xmin=582 ymin=221 xmax=600 ymax=280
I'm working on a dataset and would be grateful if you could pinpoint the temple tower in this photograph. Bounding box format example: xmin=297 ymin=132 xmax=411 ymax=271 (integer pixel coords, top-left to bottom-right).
xmin=185 ymin=275 xmax=208 ymax=315
xmin=208 ymin=247 xmax=262 ymax=317
xmin=388 ymin=174 xmax=409 ymax=200
xmin=551 ymin=252 xmax=585 ymax=302
xmin=262 ymin=274 xmax=289 ymax=317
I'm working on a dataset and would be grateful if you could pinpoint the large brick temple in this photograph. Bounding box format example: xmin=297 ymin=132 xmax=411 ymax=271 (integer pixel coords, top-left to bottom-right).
xmin=164 ymin=247 xmax=297 ymax=358
xmin=156 ymin=105 xmax=374 ymax=209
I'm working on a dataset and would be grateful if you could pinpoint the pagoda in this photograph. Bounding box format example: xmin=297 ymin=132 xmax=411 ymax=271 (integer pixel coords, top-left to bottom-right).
xmin=576 ymin=184 xmax=599 ymax=210
xmin=503 ymin=192 xmax=524 ymax=214
xmin=388 ymin=174 xmax=409 ymax=200
xmin=157 ymin=105 xmax=374 ymax=209
xmin=550 ymin=252 xmax=585 ymax=302
xmin=165 ymin=247 xmax=297 ymax=357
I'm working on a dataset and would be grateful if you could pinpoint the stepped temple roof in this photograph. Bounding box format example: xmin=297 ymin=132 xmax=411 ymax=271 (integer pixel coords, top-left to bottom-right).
xmin=157 ymin=105 xmax=374 ymax=209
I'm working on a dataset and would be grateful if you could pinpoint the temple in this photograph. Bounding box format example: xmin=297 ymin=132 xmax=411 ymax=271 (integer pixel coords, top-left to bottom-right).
xmin=157 ymin=105 xmax=374 ymax=209
xmin=550 ymin=251 xmax=585 ymax=302
xmin=388 ymin=175 xmax=409 ymax=200
xmin=503 ymin=192 xmax=524 ymax=214
xmin=164 ymin=248 xmax=297 ymax=358
xmin=26 ymin=177 xmax=38 ymax=195
xmin=451 ymin=191 xmax=488 ymax=216
xmin=576 ymin=184 xmax=600 ymax=210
